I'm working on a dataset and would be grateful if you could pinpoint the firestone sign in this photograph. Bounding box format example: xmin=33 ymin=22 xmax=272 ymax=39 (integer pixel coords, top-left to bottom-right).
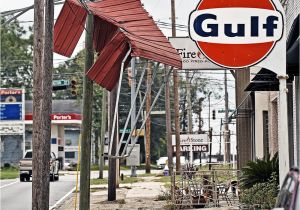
xmin=189 ymin=0 xmax=284 ymax=68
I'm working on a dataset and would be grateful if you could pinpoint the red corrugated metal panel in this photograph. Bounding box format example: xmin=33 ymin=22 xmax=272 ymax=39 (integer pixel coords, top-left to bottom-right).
xmin=54 ymin=1 xmax=87 ymax=57
xmin=54 ymin=0 xmax=182 ymax=90
xmin=93 ymin=17 xmax=118 ymax=53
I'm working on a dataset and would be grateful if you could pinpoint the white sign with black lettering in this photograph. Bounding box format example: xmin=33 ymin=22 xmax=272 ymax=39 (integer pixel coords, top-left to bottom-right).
xmin=169 ymin=37 xmax=223 ymax=70
xmin=126 ymin=144 xmax=140 ymax=166
xmin=172 ymin=134 xmax=208 ymax=145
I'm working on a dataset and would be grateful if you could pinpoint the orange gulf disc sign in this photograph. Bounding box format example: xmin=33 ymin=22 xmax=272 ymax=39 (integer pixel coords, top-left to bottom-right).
xmin=189 ymin=0 xmax=284 ymax=68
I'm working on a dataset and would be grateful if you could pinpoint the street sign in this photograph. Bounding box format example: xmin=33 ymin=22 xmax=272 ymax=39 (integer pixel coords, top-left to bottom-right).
xmin=218 ymin=109 xmax=235 ymax=113
xmin=52 ymin=80 xmax=70 ymax=86
xmin=126 ymin=144 xmax=140 ymax=166
xmin=189 ymin=0 xmax=284 ymax=69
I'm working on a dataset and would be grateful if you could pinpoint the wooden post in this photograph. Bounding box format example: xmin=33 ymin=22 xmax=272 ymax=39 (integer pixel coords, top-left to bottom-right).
xmin=99 ymin=88 xmax=107 ymax=179
xmin=79 ymin=14 xmax=94 ymax=210
xmin=171 ymin=0 xmax=181 ymax=173
xmin=32 ymin=0 xmax=53 ymax=208
xmin=108 ymin=85 xmax=117 ymax=201
xmin=145 ymin=62 xmax=152 ymax=174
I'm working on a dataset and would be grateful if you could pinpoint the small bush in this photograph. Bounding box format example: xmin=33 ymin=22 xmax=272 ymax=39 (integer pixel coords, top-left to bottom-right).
xmin=240 ymin=172 xmax=279 ymax=209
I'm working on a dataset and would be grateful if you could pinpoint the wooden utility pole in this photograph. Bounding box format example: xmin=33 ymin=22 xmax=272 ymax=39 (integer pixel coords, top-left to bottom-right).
xmin=99 ymin=88 xmax=107 ymax=179
xmin=171 ymin=0 xmax=181 ymax=173
xmin=32 ymin=0 xmax=53 ymax=208
xmin=198 ymin=98 xmax=204 ymax=133
xmin=224 ymin=70 xmax=230 ymax=163
xmin=79 ymin=14 xmax=94 ymax=210
xmin=186 ymin=71 xmax=192 ymax=133
xmin=145 ymin=62 xmax=152 ymax=173
xmin=165 ymin=67 xmax=173 ymax=172
xmin=108 ymin=85 xmax=117 ymax=201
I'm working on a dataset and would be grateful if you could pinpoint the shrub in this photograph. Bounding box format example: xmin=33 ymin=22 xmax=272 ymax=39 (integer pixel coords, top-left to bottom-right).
xmin=240 ymin=152 xmax=279 ymax=189
xmin=240 ymin=172 xmax=279 ymax=209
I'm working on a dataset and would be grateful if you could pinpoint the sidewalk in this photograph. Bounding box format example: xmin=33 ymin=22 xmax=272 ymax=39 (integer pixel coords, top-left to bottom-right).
xmin=54 ymin=176 xmax=169 ymax=210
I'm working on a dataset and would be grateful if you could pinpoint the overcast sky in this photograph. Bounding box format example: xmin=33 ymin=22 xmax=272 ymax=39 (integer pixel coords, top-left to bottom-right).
xmin=1 ymin=0 xmax=237 ymax=156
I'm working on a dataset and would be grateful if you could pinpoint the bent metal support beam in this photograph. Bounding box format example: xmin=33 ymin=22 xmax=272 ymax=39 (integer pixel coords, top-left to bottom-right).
xmin=126 ymin=66 xmax=173 ymax=156
xmin=115 ymin=61 xmax=148 ymax=156
xmin=119 ymin=62 xmax=160 ymax=158
xmin=108 ymin=45 xmax=132 ymax=157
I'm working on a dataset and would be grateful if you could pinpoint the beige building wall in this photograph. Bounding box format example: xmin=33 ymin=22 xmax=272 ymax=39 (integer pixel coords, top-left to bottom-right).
xmin=254 ymin=92 xmax=269 ymax=159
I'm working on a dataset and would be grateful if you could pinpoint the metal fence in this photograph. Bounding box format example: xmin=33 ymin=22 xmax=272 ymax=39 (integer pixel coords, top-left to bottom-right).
xmin=171 ymin=165 xmax=241 ymax=209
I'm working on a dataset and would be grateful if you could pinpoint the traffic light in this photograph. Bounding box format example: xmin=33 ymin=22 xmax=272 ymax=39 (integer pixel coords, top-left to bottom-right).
xmin=212 ymin=110 xmax=216 ymax=120
xmin=71 ymin=78 xmax=77 ymax=95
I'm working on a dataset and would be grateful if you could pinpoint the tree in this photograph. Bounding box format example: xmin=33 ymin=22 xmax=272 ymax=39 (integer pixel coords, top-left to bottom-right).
xmin=0 ymin=17 xmax=33 ymax=98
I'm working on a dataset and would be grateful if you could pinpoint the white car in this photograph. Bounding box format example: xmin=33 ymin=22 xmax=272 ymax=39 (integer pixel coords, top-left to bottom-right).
xmin=156 ymin=157 xmax=168 ymax=169
xmin=173 ymin=156 xmax=187 ymax=165
xmin=193 ymin=158 xmax=208 ymax=166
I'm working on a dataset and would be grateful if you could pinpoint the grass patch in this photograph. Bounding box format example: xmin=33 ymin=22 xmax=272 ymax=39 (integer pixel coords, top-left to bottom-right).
xmin=0 ymin=167 xmax=19 ymax=179
xmin=90 ymin=176 xmax=142 ymax=185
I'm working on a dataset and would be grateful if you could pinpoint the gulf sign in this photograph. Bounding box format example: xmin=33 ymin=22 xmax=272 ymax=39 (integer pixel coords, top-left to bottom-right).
xmin=189 ymin=0 xmax=284 ymax=68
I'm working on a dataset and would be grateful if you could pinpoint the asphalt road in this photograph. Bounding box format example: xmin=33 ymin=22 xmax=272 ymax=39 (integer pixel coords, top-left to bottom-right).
xmin=0 ymin=169 xmax=161 ymax=210
xmin=0 ymin=174 xmax=76 ymax=210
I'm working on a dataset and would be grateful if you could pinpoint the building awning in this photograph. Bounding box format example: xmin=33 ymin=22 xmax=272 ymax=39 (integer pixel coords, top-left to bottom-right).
xmin=287 ymin=14 xmax=299 ymax=76
xmin=245 ymin=15 xmax=299 ymax=92
xmin=54 ymin=0 xmax=182 ymax=90
xmin=245 ymin=68 xmax=279 ymax=91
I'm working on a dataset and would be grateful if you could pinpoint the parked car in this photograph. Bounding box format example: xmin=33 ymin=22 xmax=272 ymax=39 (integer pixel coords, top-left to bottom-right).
xmin=19 ymin=150 xmax=60 ymax=182
xmin=193 ymin=158 xmax=207 ymax=166
xmin=156 ymin=157 xmax=168 ymax=169
xmin=273 ymin=167 xmax=300 ymax=210
xmin=173 ymin=156 xmax=187 ymax=165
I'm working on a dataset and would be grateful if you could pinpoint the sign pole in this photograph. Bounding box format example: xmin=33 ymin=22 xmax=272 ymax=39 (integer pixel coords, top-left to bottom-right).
xmin=130 ymin=58 xmax=137 ymax=177
xmin=278 ymin=75 xmax=290 ymax=185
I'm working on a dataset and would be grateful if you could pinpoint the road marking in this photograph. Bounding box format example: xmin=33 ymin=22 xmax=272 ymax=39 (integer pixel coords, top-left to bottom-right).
xmin=49 ymin=186 xmax=76 ymax=210
xmin=0 ymin=179 xmax=18 ymax=189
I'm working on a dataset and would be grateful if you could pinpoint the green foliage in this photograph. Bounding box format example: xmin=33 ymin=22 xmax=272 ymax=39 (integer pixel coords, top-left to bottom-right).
xmin=240 ymin=172 xmax=279 ymax=209
xmin=0 ymin=17 xmax=33 ymax=99
xmin=240 ymin=152 xmax=279 ymax=189
xmin=0 ymin=167 xmax=19 ymax=179
xmin=53 ymin=50 xmax=85 ymax=100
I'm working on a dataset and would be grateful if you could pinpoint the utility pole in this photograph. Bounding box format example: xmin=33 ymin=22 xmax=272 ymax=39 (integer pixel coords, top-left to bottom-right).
xmin=108 ymin=85 xmax=117 ymax=201
xmin=171 ymin=0 xmax=181 ymax=173
xmin=165 ymin=67 xmax=173 ymax=173
xmin=198 ymin=98 xmax=204 ymax=134
xmin=131 ymin=58 xmax=137 ymax=177
xmin=99 ymin=88 xmax=107 ymax=179
xmin=79 ymin=14 xmax=94 ymax=210
xmin=186 ymin=71 xmax=193 ymax=134
xmin=224 ymin=70 xmax=230 ymax=163
xmin=208 ymin=92 xmax=212 ymax=170
xmin=32 ymin=0 xmax=53 ymax=208
xmin=145 ymin=62 xmax=152 ymax=174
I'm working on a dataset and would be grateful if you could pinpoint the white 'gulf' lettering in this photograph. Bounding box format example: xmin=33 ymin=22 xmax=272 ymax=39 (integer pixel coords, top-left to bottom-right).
xmin=189 ymin=8 xmax=283 ymax=44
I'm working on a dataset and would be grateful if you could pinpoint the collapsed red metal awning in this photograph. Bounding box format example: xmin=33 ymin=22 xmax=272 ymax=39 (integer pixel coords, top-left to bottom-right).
xmin=54 ymin=0 xmax=182 ymax=90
